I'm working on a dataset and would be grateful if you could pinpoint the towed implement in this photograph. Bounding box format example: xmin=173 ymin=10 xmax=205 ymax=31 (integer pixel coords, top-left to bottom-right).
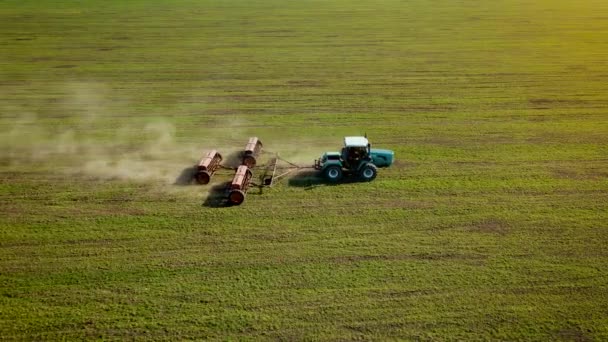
xmin=194 ymin=137 xmax=305 ymax=205
xmin=228 ymin=165 xmax=253 ymax=205
xmin=242 ymin=137 xmax=263 ymax=167
xmin=195 ymin=150 xmax=223 ymax=185
xmin=195 ymin=136 xmax=394 ymax=205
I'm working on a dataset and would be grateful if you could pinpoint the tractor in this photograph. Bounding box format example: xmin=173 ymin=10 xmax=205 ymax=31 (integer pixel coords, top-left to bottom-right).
xmin=314 ymin=136 xmax=394 ymax=182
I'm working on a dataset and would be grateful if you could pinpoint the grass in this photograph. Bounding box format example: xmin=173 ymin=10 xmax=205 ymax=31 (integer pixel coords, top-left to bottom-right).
xmin=1 ymin=0 xmax=608 ymax=340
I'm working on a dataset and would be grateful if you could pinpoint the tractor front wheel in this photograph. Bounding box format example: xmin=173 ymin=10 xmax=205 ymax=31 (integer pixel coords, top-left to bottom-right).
xmin=359 ymin=163 xmax=378 ymax=182
xmin=324 ymin=165 xmax=343 ymax=182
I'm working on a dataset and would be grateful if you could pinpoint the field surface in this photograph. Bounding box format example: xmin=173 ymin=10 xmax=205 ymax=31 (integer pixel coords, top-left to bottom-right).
xmin=1 ymin=0 xmax=608 ymax=340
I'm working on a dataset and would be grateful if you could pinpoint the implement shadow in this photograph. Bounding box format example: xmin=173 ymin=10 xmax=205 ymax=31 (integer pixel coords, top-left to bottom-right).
xmin=174 ymin=166 xmax=198 ymax=185
xmin=202 ymin=181 xmax=232 ymax=208
xmin=222 ymin=151 xmax=243 ymax=168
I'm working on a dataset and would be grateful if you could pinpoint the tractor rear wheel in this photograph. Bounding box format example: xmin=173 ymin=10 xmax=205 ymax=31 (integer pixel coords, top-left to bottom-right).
xmin=324 ymin=165 xmax=343 ymax=182
xmin=359 ymin=163 xmax=378 ymax=181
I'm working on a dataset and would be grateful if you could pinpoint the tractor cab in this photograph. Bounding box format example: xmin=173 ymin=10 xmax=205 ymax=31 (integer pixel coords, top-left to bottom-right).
xmin=341 ymin=136 xmax=371 ymax=168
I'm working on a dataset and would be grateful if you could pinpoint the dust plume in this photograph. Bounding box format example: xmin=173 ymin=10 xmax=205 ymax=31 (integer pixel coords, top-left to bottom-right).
xmin=1 ymin=81 xmax=327 ymax=191
xmin=0 ymin=82 xmax=229 ymax=189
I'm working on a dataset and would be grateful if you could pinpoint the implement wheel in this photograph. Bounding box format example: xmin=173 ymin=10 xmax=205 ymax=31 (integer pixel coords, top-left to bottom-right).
xmin=195 ymin=171 xmax=211 ymax=185
xmin=228 ymin=189 xmax=246 ymax=205
xmin=324 ymin=165 xmax=343 ymax=182
xmin=359 ymin=163 xmax=378 ymax=182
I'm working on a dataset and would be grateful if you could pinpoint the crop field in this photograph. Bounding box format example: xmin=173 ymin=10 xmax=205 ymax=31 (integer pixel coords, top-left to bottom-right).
xmin=1 ymin=0 xmax=608 ymax=340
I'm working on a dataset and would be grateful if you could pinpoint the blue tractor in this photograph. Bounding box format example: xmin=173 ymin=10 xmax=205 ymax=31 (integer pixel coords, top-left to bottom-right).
xmin=314 ymin=136 xmax=394 ymax=182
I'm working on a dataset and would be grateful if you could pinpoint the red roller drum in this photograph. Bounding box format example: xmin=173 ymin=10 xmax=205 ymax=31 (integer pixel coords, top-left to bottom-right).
xmin=195 ymin=150 xmax=222 ymax=184
xmin=242 ymin=137 xmax=263 ymax=167
xmin=228 ymin=165 xmax=253 ymax=205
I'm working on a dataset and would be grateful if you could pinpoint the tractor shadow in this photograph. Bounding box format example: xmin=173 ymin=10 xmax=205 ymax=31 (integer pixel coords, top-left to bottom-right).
xmin=287 ymin=170 xmax=361 ymax=189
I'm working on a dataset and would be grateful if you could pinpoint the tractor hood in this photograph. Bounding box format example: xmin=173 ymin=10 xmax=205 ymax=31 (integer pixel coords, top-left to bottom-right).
xmin=321 ymin=151 xmax=341 ymax=160
xmin=370 ymin=148 xmax=394 ymax=167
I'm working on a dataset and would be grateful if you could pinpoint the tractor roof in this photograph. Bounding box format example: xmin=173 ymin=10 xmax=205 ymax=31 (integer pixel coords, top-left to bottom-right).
xmin=344 ymin=136 xmax=369 ymax=147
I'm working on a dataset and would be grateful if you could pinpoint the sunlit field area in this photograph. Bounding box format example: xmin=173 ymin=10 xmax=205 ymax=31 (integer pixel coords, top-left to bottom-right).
xmin=1 ymin=0 xmax=607 ymax=339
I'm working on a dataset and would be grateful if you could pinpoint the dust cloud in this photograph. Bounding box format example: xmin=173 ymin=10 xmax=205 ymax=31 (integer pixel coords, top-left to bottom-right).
xmin=0 ymin=82 xmax=238 ymax=188
xmin=1 ymin=82 xmax=325 ymax=190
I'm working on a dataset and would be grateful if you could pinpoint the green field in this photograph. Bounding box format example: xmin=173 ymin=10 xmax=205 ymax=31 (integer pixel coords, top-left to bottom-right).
xmin=2 ymin=0 xmax=608 ymax=340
